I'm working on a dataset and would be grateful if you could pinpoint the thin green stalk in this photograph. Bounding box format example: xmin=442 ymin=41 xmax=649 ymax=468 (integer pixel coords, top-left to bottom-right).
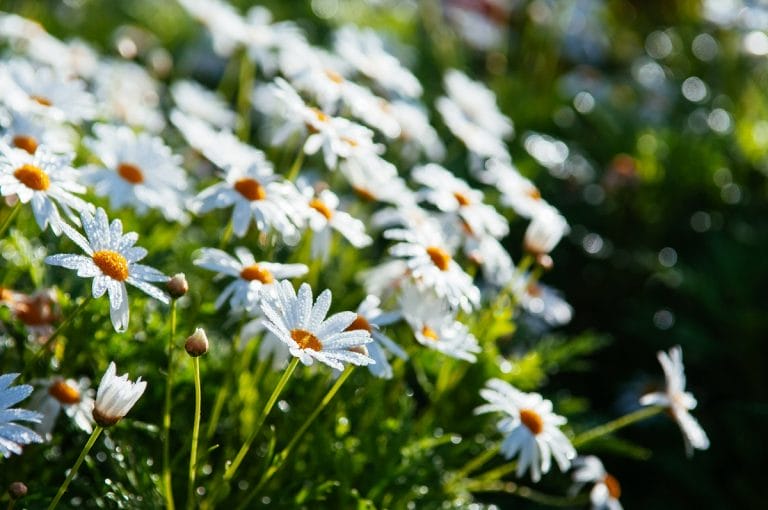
xmin=223 ymin=357 xmax=300 ymax=481
xmin=31 ymin=296 xmax=92 ymax=366
xmin=0 ymin=201 xmax=22 ymax=239
xmin=187 ymin=356 xmax=202 ymax=510
xmin=285 ymin=145 xmax=305 ymax=182
xmin=162 ymin=301 xmax=178 ymax=510
xmin=238 ymin=367 xmax=355 ymax=509
xmin=448 ymin=444 xmax=501 ymax=488
xmin=235 ymin=51 xmax=255 ymax=142
xmin=465 ymin=479 xmax=586 ymax=507
xmin=572 ymin=405 xmax=663 ymax=448
xmin=218 ymin=219 xmax=233 ymax=250
xmin=47 ymin=426 xmax=103 ymax=510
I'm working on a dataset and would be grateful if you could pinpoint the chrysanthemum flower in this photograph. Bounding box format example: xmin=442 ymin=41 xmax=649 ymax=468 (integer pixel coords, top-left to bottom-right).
xmin=259 ymin=281 xmax=374 ymax=370
xmin=0 ymin=372 xmax=43 ymax=457
xmin=476 ymin=158 xmax=553 ymax=219
xmin=194 ymin=246 xmax=307 ymax=313
xmin=92 ymin=362 xmax=146 ymax=427
xmin=640 ymin=346 xmax=710 ymax=456
xmin=301 ymin=186 xmax=372 ymax=260
xmin=83 ymin=124 xmax=189 ymax=222
xmin=30 ymin=377 xmax=95 ymax=439
xmin=571 ymin=456 xmax=623 ymax=510
xmin=475 ymin=378 xmax=576 ymax=482
xmin=44 ymin=207 xmax=169 ymax=332
xmin=0 ymin=108 xmax=75 ymax=155
xmin=0 ymin=142 xmax=93 ymax=235
xmin=523 ymin=207 xmax=570 ymax=257
xmin=347 ymin=295 xmax=408 ymax=379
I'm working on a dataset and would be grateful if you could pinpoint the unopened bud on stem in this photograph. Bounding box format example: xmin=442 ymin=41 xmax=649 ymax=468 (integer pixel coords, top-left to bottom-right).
xmin=167 ymin=273 xmax=189 ymax=299
xmin=185 ymin=328 xmax=209 ymax=357
xmin=8 ymin=481 xmax=28 ymax=500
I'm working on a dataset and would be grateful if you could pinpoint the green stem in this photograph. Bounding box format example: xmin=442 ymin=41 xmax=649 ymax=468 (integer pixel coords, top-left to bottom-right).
xmin=162 ymin=301 xmax=178 ymax=510
xmin=0 ymin=201 xmax=22 ymax=239
xmin=572 ymin=405 xmax=664 ymax=448
xmin=7 ymin=499 xmax=16 ymax=510
xmin=47 ymin=426 xmax=103 ymax=510
xmin=237 ymin=367 xmax=355 ymax=509
xmin=285 ymin=145 xmax=305 ymax=182
xmin=235 ymin=50 xmax=255 ymax=142
xmin=31 ymin=296 xmax=92 ymax=366
xmin=223 ymin=357 xmax=300 ymax=481
xmin=187 ymin=356 xmax=203 ymax=510
xmin=218 ymin=219 xmax=233 ymax=250
xmin=465 ymin=479 xmax=585 ymax=507
xmin=449 ymin=444 xmax=500 ymax=488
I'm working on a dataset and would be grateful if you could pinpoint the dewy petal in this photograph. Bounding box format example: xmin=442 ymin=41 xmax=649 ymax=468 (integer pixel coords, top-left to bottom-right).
xmin=306 ymin=289 xmax=331 ymax=330
xmin=296 ymin=283 xmax=313 ymax=328
xmin=109 ymin=286 xmax=130 ymax=332
xmin=316 ymin=311 xmax=356 ymax=339
xmin=126 ymin=277 xmax=170 ymax=304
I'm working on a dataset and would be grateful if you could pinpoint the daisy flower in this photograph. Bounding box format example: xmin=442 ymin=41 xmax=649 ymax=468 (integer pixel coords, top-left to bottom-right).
xmin=44 ymin=207 xmax=170 ymax=333
xmin=0 ymin=372 xmax=43 ymax=457
xmin=515 ymin=280 xmax=574 ymax=328
xmin=640 ymin=346 xmax=710 ymax=456
xmin=193 ymin=246 xmax=308 ymax=313
xmin=92 ymin=362 xmax=146 ymax=427
xmin=30 ymin=377 xmax=94 ymax=439
xmin=301 ymin=186 xmax=373 ymax=260
xmin=339 ymin=154 xmax=416 ymax=206
xmin=92 ymin=60 xmax=165 ymax=132
xmin=83 ymin=124 xmax=189 ymax=222
xmin=388 ymin=99 xmax=445 ymax=162
xmin=0 ymin=108 xmax=75 ymax=155
xmin=177 ymin=0 xmax=249 ymax=57
xmin=441 ymin=70 xmax=513 ymax=141
xmin=524 ymin=207 xmax=570 ymax=257
xmin=259 ymin=281 xmax=375 ymax=370
xmin=385 ymin=219 xmax=480 ymax=312
xmin=399 ymin=284 xmax=480 ymax=362
xmin=475 ymin=378 xmax=576 ymax=482
xmin=571 ymin=456 xmax=623 ymax=510
xmin=171 ymin=79 xmax=235 ymax=129
xmin=347 ymin=295 xmax=408 ymax=379
xmin=0 ymin=142 xmax=93 ymax=235
xmin=243 ymin=6 xmax=305 ymax=75
xmin=189 ymin=161 xmax=305 ymax=242
xmin=476 ymin=158 xmax=553 ymax=219
xmin=463 ymin=234 xmax=514 ymax=288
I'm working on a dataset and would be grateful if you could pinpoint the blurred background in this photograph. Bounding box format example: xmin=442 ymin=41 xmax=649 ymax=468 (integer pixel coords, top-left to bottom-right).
xmin=3 ymin=0 xmax=767 ymax=507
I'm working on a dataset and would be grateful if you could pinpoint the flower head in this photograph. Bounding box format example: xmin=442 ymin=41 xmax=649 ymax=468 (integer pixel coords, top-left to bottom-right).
xmin=92 ymin=362 xmax=147 ymax=427
xmin=0 ymin=373 xmax=43 ymax=457
xmin=475 ymin=378 xmax=576 ymax=482
xmin=259 ymin=281 xmax=374 ymax=371
xmin=30 ymin=377 xmax=94 ymax=439
xmin=45 ymin=207 xmax=169 ymax=332
xmin=640 ymin=346 xmax=709 ymax=456
xmin=571 ymin=456 xmax=623 ymax=510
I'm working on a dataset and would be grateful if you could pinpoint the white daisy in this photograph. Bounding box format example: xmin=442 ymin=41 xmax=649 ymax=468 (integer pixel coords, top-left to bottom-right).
xmin=301 ymin=186 xmax=373 ymax=260
xmin=171 ymin=79 xmax=235 ymax=129
xmin=0 ymin=372 xmax=43 ymax=457
xmin=412 ymin=163 xmax=509 ymax=240
xmin=44 ymin=207 xmax=170 ymax=333
xmin=385 ymin=219 xmax=480 ymax=312
xmin=476 ymin=158 xmax=553 ymax=219
xmin=524 ymin=207 xmax=570 ymax=256
xmin=571 ymin=456 xmax=623 ymax=510
xmin=92 ymin=60 xmax=164 ymax=132
xmin=177 ymin=0 xmax=249 ymax=56
xmin=475 ymin=378 xmax=577 ymax=482
xmin=83 ymin=124 xmax=189 ymax=222
xmin=193 ymin=246 xmax=308 ymax=314
xmin=388 ymin=99 xmax=445 ymax=162
xmin=399 ymin=284 xmax=480 ymax=362
xmin=259 ymin=281 xmax=375 ymax=370
xmin=92 ymin=362 xmax=147 ymax=427
xmin=339 ymin=154 xmax=416 ymax=206
xmin=30 ymin=377 xmax=95 ymax=439
xmin=442 ymin=69 xmax=513 ymax=140
xmin=348 ymin=295 xmax=408 ymax=379
xmin=189 ymin=162 xmax=305 ymax=242
xmin=514 ymin=279 xmax=573 ymax=328
xmin=0 ymin=107 xmax=75 ymax=155
xmin=463 ymin=234 xmax=514 ymax=288
xmin=243 ymin=6 xmax=305 ymax=75
xmin=639 ymin=346 xmax=710 ymax=456
xmin=2 ymin=59 xmax=96 ymax=124
xmin=0 ymin=142 xmax=93 ymax=235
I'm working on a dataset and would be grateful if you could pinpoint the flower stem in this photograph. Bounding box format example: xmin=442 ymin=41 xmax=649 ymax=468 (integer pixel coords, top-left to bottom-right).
xmin=218 ymin=219 xmax=233 ymax=249
xmin=235 ymin=50 xmax=255 ymax=142
xmin=572 ymin=405 xmax=664 ymax=448
xmin=0 ymin=201 xmax=22 ymax=239
xmin=186 ymin=356 xmax=202 ymax=510
xmin=162 ymin=300 xmax=178 ymax=510
xmin=465 ymin=479 xmax=586 ymax=507
xmin=47 ymin=426 xmax=103 ymax=510
xmin=237 ymin=366 xmax=355 ymax=509
xmin=31 ymin=296 xmax=92 ymax=366
xmin=285 ymin=144 xmax=305 ymax=182
xmin=223 ymin=357 xmax=300 ymax=481
xmin=448 ymin=444 xmax=501 ymax=488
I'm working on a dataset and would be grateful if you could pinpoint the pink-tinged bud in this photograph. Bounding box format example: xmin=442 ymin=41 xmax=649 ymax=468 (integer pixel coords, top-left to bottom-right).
xmin=167 ymin=273 xmax=189 ymax=299
xmin=185 ymin=328 xmax=209 ymax=357
xmin=8 ymin=481 xmax=28 ymax=500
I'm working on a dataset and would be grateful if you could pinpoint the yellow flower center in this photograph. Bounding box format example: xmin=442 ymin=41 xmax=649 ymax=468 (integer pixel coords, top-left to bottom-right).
xmin=13 ymin=163 xmax=50 ymax=191
xmin=519 ymin=408 xmax=544 ymax=435
xmin=92 ymin=250 xmax=130 ymax=281
xmin=48 ymin=380 xmax=81 ymax=405
xmin=309 ymin=198 xmax=334 ymax=220
xmin=341 ymin=136 xmax=359 ymax=147
xmin=234 ymin=178 xmax=266 ymax=201
xmin=603 ymin=473 xmax=621 ymax=499
xmin=426 ymin=246 xmax=451 ymax=271
xmin=352 ymin=186 xmax=376 ymax=202
xmin=345 ymin=314 xmax=372 ymax=333
xmin=421 ymin=325 xmax=439 ymax=341
xmin=117 ymin=162 xmax=145 ymax=184
xmin=325 ymin=69 xmax=344 ymax=84
xmin=453 ymin=191 xmax=471 ymax=206
xmin=527 ymin=188 xmax=542 ymax=200
xmin=311 ymin=107 xmax=330 ymax=123
xmin=290 ymin=328 xmax=323 ymax=351
xmin=30 ymin=94 xmax=52 ymax=107
xmin=239 ymin=264 xmax=274 ymax=284
xmin=12 ymin=135 xmax=39 ymax=154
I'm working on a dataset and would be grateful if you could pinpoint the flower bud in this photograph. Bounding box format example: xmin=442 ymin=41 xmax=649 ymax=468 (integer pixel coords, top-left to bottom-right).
xmin=167 ymin=273 xmax=189 ymax=299
xmin=185 ymin=328 xmax=209 ymax=357
xmin=8 ymin=481 xmax=28 ymax=500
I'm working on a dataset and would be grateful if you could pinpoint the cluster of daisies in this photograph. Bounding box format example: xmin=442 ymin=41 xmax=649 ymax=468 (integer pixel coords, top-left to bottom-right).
xmin=0 ymin=2 xmax=708 ymax=507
